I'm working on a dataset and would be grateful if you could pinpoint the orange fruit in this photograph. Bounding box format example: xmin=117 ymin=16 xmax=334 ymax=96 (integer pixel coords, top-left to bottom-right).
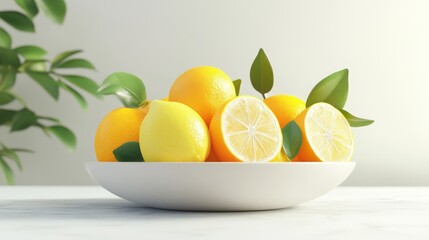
xmin=205 ymin=149 xmax=220 ymax=162
xmin=264 ymin=94 xmax=306 ymax=128
xmin=294 ymin=102 xmax=354 ymax=162
xmin=169 ymin=66 xmax=236 ymax=125
xmin=210 ymin=96 xmax=282 ymax=162
xmin=94 ymin=106 xmax=148 ymax=162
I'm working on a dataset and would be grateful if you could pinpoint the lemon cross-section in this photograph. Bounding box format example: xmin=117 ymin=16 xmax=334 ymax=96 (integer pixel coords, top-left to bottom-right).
xmin=210 ymin=96 xmax=282 ymax=162
xmin=295 ymin=102 xmax=354 ymax=162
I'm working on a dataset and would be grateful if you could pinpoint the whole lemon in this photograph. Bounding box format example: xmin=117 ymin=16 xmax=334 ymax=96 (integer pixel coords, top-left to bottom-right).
xmin=264 ymin=95 xmax=306 ymax=128
xmin=139 ymin=100 xmax=210 ymax=162
xmin=94 ymin=106 xmax=149 ymax=162
xmin=169 ymin=66 xmax=236 ymax=125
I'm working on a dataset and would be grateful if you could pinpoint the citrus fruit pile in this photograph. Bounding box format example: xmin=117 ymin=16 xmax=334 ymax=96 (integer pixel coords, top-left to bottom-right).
xmin=95 ymin=49 xmax=373 ymax=163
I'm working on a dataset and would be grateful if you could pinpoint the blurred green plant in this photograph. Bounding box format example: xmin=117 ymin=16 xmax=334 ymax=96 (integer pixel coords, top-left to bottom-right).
xmin=0 ymin=0 xmax=101 ymax=184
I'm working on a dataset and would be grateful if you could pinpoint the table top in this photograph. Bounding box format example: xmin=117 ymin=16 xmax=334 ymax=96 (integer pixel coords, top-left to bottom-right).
xmin=1 ymin=186 xmax=428 ymax=240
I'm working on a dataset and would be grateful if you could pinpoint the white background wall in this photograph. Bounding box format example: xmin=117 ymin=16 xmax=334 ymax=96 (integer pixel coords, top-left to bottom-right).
xmin=1 ymin=0 xmax=428 ymax=185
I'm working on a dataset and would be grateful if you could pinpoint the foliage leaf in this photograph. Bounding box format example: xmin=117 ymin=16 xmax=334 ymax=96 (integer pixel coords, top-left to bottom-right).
xmin=11 ymin=108 xmax=37 ymax=131
xmin=51 ymin=49 xmax=81 ymax=68
xmin=339 ymin=109 xmax=374 ymax=127
xmin=14 ymin=45 xmax=47 ymax=60
xmin=233 ymin=79 xmax=241 ymax=96
xmin=19 ymin=60 xmax=47 ymax=72
xmin=0 ymin=109 xmax=16 ymax=125
xmin=46 ymin=125 xmax=76 ymax=151
xmin=113 ymin=142 xmax=144 ymax=162
xmin=56 ymin=58 xmax=95 ymax=70
xmin=0 ymin=27 xmax=12 ymax=48
xmin=282 ymin=120 xmax=302 ymax=160
xmin=15 ymin=0 xmax=39 ymax=18
xmin=0 ymin=70 xmax=17 ymax=90
xmin=0 ymin=47 xmax=21 ymax=67
xmin=35 ymin=0 xmax=66 ymax=24
xmin=306 ymin=69 xmax=349 ymax=109
xmin=27 ymin=72 xmax=59 ymax=100
xmin=0 ymin=11 xmax=35 ymax=32
xmin=1 ymin=144 xmax=23 ymax=170
xmin=58 ymin=81 xmax=87 ymax=109
xmin=0 ymin=157 xmax=14 ymax=185
xmin=250 ymin=48 xmax=274 ymax=97
xmin=98 ymin=72 xmax=146 ymax=108
xmin=0 ymin=92 xmax=15 ymax=105
xmin=61 ymin=75 xmax=101 ymax=99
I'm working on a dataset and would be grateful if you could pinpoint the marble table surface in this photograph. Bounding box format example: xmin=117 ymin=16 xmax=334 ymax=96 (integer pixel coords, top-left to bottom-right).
xmin=0 ymin=186 xmax=428 ymax=240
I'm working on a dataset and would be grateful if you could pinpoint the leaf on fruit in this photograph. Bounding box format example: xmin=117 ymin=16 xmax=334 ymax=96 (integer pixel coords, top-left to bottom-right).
xmin=14 ymin=45 xmax=47 ymax=60
xmin=306 ymin=69 xmax=349 ymax=109
xmin=339 ymin=109 xmax=374 ymax=127
xmin=282 ymin=120 xmax=302 ymax=159
xmin=0 ymin=11 xmax=35 ymax=32
xmin=233 ymin=79 xmax=241 ymax=96
xmin=98 ymin=72 xmax=146 ymax=108
xmin=250 ymin=48 xmax=273 ymax=96
xmin=113 ymin=142 xmax=144 ymax=162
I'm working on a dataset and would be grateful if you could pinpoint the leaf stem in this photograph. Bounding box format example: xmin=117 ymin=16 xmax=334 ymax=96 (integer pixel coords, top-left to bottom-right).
xmin=262 ymin=93 xmax=267 ymax=99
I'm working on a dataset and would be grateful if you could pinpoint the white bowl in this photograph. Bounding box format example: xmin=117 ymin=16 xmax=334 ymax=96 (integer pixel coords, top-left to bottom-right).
xmin=86 ymin=162 xmax=355 ymax=211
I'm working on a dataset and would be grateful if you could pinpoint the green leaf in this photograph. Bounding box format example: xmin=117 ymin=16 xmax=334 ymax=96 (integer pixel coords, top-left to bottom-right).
xmin=35 ymin=0 xmax=66 ymax=24
xmin=0 ymin=92 xmax=15 ymax=105
xmin=233 ymin=79 xmax=241 ymax=96
xmin=0 ymin=70 xmax=17 ymax=90
xmin=15 ymin=0 xmax=39 ymax=18
xmin=51 ymin=50 xmax=81 ymax=68
xmin=27 ymin=72 xmax=59 ymax=100
xmin=46 ymin=125 xmax=76 ymax=151
xmin=282 ymin=120 xmax=302 ymax=160
xmin=55 ymin=58 xmax=95 ymax=70
xmin=0 ymin=144 xmax=23 ymax=171
xmin=339 ymin=109 xmax=374 ymax=127
xmin=0 ymin=11 xmax=35 ymax=32
xmin=58 ymin=81 xmax=87 ymax=109
xmin=113 ymin=142 xmax=144 ymax=162
xmin=98 ymin=72 xmax=146 ymax=108
xmin=250 ymin=48 xmax=274 ymax=97
xmin=14 ymin=45 xmax=47 ymax=60
xmin=306 ymin=69 xmax=349 ymax=109
xmin=11 ymin=108 xmax=37 ymax=131
xmin=0 ymin=157 xmax=14 ymax=185
xmin=0 ymin=27 xmax=12 ymax=48
xmin=37 ymin=115 xmax=60 ymax=123
xmin=0 ymin=47 xmax=21 ymax=67
xmin=61 ymin=75 xmax=101 ymax=99
xmin=0 ymin=109 xmax=16 ymax=125
xmin=19 ymin=60 xmax=48 ymax=72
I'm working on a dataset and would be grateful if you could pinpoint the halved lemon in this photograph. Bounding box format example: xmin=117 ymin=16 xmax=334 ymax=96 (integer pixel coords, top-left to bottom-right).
xmin=295 ymin=102 xmax=354 ymax=162
xmin=209 ymin=96 xmax=282 ymax=162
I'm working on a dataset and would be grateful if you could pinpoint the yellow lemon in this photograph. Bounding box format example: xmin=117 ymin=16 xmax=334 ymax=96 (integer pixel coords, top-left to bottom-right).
xmin=139 ymin=100 xmax=210 ymax=162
